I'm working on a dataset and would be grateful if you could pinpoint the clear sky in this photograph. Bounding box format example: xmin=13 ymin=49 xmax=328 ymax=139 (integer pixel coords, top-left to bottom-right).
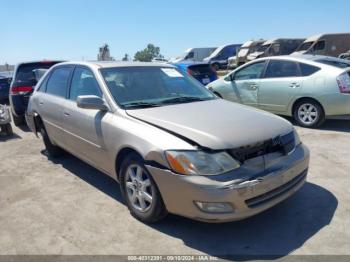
xmin=1 ymin=0 xmax=350 ymax=64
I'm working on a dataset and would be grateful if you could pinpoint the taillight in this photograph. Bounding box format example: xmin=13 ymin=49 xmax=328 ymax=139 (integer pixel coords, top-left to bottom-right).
xmin=10 ymin=86 xmax=33 ymax=95
xmin=187 ymin=68 xmax=193 ymax=76
xmin=336 ymin=73 xmax=350 ymax=94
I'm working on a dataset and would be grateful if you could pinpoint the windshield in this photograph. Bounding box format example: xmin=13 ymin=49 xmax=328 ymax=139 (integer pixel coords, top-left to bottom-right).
xmin=100 ymin=66 xmax=216 ymax=109
xmin=256 ymin=44 xmax=270 ymax=53
xmin=208 ymin=46 xmax=224 ymax=58
xmin=238 ymin=48 xmax=249 ymax=57
xmin=297 ymin=41 xmax=314 ymax=51
xmin=315 ymin=59 xmax=350 ymax=69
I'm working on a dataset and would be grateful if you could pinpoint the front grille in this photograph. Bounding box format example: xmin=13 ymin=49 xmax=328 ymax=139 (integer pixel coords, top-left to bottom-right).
xmin=228 ymin=131 xmax=295 ymax=163
xmin=245 ymin=170 xmax=307 ymax=208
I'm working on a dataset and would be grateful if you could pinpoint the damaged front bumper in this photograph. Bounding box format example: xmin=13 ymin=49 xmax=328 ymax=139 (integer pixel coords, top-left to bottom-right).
xmin=146 ymin=144 xmax=310 ymax=222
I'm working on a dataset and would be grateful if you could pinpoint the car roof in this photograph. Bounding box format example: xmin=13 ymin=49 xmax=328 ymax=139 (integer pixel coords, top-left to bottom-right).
xmin=173 ymin=62 xmax=210 ymax=68
xmin=57 ymin=61 xmax=176 ymax=69
xmin=303 ymin=33 xmax=350 ymax=42
xmin=262 ymin=38 xmax=305 ymax=45
xmin=249 ymin=55 xmax=350 ymax=71
xmin=16 ymin=60 xmax=64 ymax=66
xmin=241 ymin=40 xmax=265 ymax=48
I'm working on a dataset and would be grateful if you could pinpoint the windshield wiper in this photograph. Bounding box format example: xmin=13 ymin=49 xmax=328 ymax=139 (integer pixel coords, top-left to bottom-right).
xmin=123 ymin=102 xmax=161 ymax=109
xmin=160 ymin=96 xmax=207 ymax=105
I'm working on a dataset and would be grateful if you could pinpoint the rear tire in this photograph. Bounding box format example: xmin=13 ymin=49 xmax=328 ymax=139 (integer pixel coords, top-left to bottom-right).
xmin=293 ymin=99 xmax=325 ymax=128
xmin=119 ymin=153 xmax=167 ymax=223
xmin=40 ymin=125 xmax=64 ymax=158
xmin=12 ymin=113 xmax=24 ymax=126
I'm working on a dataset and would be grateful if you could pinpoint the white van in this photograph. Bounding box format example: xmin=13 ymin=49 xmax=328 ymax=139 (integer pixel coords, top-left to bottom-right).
xmin=293 ymin=33 xmax=350 ymax=57
xmin=170 ymin=47 xmax=217 ymax=63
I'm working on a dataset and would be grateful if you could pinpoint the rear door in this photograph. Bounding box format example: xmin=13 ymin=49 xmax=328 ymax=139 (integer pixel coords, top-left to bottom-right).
xmin=39 ymin=66 xmax=73 ymax=146
xmin=258 ymin=59 xmax=302 ymax=113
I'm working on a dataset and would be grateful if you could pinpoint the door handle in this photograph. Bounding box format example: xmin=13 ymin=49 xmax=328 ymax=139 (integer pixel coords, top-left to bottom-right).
xmin=39 ymin=101 xmax=44 ymax=106
xmin=63 ymin=112 xmax=70 ymax=116
xmin=290 ymin=83 xmax=300 ymax=88
xmin=250 ymin=84 xmax=258 ymax=90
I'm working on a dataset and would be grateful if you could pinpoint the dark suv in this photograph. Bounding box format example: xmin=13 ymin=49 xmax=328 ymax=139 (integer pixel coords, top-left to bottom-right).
xmin=0 ymin=72 xmax=12 ymax=103
xmin=9 ymin=61 xmax=62 ymax=125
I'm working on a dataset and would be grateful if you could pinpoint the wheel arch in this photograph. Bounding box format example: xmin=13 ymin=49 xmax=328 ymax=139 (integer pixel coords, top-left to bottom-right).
xmin=115 ymin=147 xmax=144 ymax=181
xmin=31 ymin=111 xmax=44 ymax=137
xmin=291 ymin=97 xmax=325 ymax=116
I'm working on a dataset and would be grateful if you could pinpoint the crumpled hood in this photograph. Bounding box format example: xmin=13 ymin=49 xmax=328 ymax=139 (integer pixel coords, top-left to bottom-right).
xmin=126 ymin=99 xmax=293 ymax=150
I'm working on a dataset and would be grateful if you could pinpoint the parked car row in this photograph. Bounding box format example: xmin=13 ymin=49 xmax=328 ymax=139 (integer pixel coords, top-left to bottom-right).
xmin=171 ymin=44 xmax=242 ymax=70
xmin=172 ymin=33 xmax=350 ymax=72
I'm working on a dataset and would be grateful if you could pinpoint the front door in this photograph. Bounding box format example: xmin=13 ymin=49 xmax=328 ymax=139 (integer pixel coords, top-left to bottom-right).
xmin=258 ymin=59 xmax=302 ymax=113
xmin=232 ymin=60 xmax=267 ymax=108
xmin=60 ymin=66 xmax=111 ymax=172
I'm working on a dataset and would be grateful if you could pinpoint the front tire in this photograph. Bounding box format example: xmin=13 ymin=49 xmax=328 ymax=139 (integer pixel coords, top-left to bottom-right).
xmin=120 ymin=153 xmax=167 ymax=223
xmin=40 ymin=125 xmax=64 ymax=157
xmin=293 ymin=99 xmax=325 ymax=128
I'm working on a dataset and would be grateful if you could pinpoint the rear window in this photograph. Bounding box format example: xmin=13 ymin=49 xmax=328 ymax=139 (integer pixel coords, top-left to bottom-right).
xmin=14 ymin=62 xmax=61 ymax=85
xmin=188 ymin=65 xmax=215 ymax=76
xmin=315 ymin=59 xmax=350 ymax=69
xmin=264 ymin=60 xmax=300 ymax=78
xmin=299 ymin=63 xmax=321 ymax=76
xmin=46 ymin=67 xmax=72 ymax=98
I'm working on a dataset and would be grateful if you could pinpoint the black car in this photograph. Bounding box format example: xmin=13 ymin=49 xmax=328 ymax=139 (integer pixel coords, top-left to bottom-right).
xmin=9 ymin=61 xmax=62 ymax=126
xmin=0 ymin=72 xmax=13 ymax=103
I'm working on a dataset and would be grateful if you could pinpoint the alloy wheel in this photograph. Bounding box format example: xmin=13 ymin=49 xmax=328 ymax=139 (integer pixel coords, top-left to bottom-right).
xmin=125 ymin=164 xmax=153 ymax=212
xmin=297 ymin=103 xmax=318 ymax=125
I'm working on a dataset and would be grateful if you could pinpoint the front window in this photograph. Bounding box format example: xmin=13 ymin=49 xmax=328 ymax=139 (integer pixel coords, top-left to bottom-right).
xmin=100 ymin=66 xmax=216 ymax=109
xmin=233 ymin=61 xmax=266 ymax=81
xmin=297 ymin=41 xmax=314 ymax=51
xmin=314 ymin=41 xmax=325 ymax=51
xmin=69 ymin=68 xmax=102 ymax=101
xmin=184 ymin=52 xmax=194 ymax=59
xmin=257 ymin=44 xmax=270 ymax=53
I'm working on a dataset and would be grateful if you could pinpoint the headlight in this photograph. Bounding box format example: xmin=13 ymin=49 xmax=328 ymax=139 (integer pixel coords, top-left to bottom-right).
xmin=293 ymin=128 xmax=301 ymax=146
xmin=165 ymin=150 xmax=240 ymax=176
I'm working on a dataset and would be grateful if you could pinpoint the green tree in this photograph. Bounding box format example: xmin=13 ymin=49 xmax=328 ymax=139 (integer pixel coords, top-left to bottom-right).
xmin=134 ymin=44 xmax=163 ymax=62
xmin=122 ymin=54 xmax=130 ymax=61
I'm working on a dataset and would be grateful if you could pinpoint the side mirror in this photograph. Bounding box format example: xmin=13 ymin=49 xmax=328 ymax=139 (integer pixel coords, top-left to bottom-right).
xmin=77 ymin=95 xmax=108 ymax=111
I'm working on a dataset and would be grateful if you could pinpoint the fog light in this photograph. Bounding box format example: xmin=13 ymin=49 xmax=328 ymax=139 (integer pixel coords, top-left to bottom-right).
xmin=194 ymin=201 xmax=234 ymax=213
